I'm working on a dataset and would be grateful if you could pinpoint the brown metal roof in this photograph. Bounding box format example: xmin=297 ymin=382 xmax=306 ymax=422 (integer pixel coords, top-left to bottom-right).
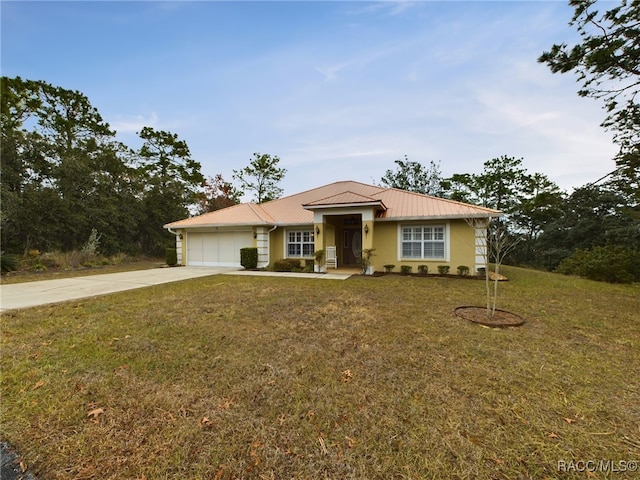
xmin=303 ymin=191 xmax=386 ymax=210
xmin=164 ymin=180 xmax=501 ymax=228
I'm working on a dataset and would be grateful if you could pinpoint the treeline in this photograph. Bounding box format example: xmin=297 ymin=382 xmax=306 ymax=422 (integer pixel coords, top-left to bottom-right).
xmin=380 ymin=156 xmax=640 ymax=282
xmin=1 ymin=77 xmax=212 ymax=256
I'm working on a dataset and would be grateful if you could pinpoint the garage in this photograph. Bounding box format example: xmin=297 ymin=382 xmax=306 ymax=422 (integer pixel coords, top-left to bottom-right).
xmin=186 ymin=229 xmax=254 ymax=267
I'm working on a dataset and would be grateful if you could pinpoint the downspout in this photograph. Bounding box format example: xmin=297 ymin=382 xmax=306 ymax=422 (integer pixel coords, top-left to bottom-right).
xmin=266 ymin=224 xmax=278 ymax=268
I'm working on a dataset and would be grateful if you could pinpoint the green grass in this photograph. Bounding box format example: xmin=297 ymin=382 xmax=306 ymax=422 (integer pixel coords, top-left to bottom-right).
xmin=1 ymin=266 xmax=639 ymax=479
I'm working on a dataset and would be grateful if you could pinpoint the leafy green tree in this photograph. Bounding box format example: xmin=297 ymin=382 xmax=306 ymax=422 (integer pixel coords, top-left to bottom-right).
xmin=443 ymin=156 xmax=530 ymax=214
xmin=136 ymin=126 xmax=204 ymax=254
xmin=233 ymin=152 xmax=286 ymax=203
xmin=380 ymin=156 xmax=445 ymax=196
xmin=535 ymin=180 xmax=639 ymax=270
xmin=196 ymin=174 xmax=241 ymax=214
xmin=539 ymin=0 xmax=640 ymax=173
xmin=442 ymin=156 xmax=566 ymax=267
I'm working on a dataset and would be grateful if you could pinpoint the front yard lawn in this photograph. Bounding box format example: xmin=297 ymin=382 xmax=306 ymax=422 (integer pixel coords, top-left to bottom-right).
xmin=1 ymin=266 xmax=638 ymax=479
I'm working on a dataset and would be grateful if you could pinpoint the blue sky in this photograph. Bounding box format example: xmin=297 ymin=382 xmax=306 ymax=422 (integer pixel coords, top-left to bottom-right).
xmin=2 ymin=1 xmax=619 ymax=199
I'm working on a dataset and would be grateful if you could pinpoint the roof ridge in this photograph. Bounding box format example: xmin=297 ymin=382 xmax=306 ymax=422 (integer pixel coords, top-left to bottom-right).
xmin=307 ymin=190 xmax=379 ymax=204
xmin=384 ymin=187 xmax=502 ymax=214
xmin=247 ymin=203 xmax=276 ymax=223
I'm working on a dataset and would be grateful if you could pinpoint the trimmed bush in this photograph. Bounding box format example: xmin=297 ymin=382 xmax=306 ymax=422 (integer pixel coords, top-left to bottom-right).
xmin=477 ymin=267 xmax=486 ymax=276
xmin=400 ymin=265 xmax=413 ymax=275
xmin=273 ymin=258 xmax=302 ymax=272
xmin=240 ymin=247 xmax=259 ymax=270
xmin=457 ymin=265 xmax=470 ymax=276
xmin=437 ymin=265 xmax=450 ymax=274
xmin=383 ymin=264 xmax=395 ymax=273
xmin=417 ymin=265 xmax=428 ymax=275
xmin=166 ymin=248 xmax=178 ymax=266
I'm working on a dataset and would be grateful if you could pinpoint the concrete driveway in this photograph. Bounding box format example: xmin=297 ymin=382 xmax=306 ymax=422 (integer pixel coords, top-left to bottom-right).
xmin=0 ymin=267 xmax=235 ymax=312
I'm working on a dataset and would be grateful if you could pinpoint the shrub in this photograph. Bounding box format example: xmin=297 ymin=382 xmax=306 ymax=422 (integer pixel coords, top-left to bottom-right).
xmin=39 ymin=252 xmax=63 ymax=269
xmin=273 ymin=259 xmax=302 ymax=272
xmin=360 ymin=248 xmax=376 ymax=275
xmin=400 ymin=265 xmax=412 ymax=275
xmin=166 ymin=248 xmax=178 ymax=266
xmin=383 ymin=264 xmax=395 ymax=273
xmin=303 ymin=261 xmax=314 ymax=273
xmin=556 ymin=245 xmax=640 ymax=284
xmin=437 ymin=265 xmax=450 ymax=274
xmin=477 ymin=267 xmax=486 ymax=276
xmin=457 ymin=265 xmax=470 ymax=276
xmin=240 ymin=247 xmax=258 ymax=269
xmin=417 ymin=265 xmax=428 ymax=275
xmin=1 ymin=252 xmax=19 ymax=274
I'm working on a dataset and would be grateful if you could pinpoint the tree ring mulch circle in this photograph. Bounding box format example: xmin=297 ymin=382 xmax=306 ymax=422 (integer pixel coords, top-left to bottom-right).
xmin=454 ymin=306 xmax=525 ymax=328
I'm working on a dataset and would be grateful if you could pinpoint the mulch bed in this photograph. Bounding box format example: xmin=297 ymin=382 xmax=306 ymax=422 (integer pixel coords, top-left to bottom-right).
xmin=454 ymin=306 xmax=525 ymax=327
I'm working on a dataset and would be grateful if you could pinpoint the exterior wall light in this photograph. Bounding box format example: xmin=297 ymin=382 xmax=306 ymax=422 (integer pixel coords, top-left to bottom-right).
xmin=316 ymin=226 xmax=320 ymax=235
xmin=364 ymin=224 xmax=369 ymax=235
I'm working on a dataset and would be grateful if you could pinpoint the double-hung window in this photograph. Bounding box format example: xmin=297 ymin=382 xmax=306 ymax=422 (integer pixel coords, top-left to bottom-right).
xmin=401 ymin=225 xmax=445 ymax=259
xmin=287 ymin=230 xmax=315 ymax=257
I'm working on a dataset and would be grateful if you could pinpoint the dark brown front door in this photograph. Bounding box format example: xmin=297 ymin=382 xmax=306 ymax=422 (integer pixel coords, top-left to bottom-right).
xmin=342 ymin=229 xmax=362 ymax=266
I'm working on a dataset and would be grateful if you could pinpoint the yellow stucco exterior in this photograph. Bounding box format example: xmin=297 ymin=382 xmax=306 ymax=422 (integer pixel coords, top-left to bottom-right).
xmin=262 ymin=217 xmax=482 ymax=274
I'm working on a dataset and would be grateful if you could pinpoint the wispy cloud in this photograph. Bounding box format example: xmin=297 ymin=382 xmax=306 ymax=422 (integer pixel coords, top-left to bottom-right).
xmin=111 ymin=112 xmax=158 ymax=134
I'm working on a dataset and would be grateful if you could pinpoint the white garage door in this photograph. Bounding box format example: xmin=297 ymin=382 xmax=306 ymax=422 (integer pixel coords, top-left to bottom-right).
xmin=186 ymin=230 xmax=254 ymax=267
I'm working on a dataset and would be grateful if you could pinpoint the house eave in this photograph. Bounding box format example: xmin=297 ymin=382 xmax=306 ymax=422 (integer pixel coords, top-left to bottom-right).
xmin=163 ymin=221 xmax=275 ymax=230
xmin=375 ymin=213 xmax=502 ymax=222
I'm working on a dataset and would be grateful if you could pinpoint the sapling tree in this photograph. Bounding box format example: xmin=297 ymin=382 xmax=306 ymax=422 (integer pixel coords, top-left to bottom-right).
xmin=466 ymin=218 xmax=521 ymax=317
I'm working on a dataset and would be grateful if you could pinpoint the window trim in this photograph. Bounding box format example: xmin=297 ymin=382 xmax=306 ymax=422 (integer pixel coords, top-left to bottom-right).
xmin=398 ymin=223 xmax=449 ymax=261
xmin=285 ymin=228 xmax=315 ymax=258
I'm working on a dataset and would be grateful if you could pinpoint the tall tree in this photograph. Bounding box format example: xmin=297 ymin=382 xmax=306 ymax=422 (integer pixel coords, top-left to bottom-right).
xmin=136 ymin=127 xmax=204 ymax=254
xmin=443 ymin=156 xmax=529 ymax=214
xmin=539 ymin=0 xmax=640 ymax=174
xmin=233 ymin=152 xmax=286 ymax=203
xmin=196 ymin=174 xmax=241 ymax=214
xmin=380 ymin=156 xmax=445 ymax=196
xmin=1 ymin=77 xmax=133 ymax=253
xmin=534 ymin=179 xmax=638 ymax=270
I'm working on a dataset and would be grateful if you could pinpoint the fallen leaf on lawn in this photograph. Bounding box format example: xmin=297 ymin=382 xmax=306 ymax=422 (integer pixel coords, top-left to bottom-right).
xmin=563 ymin=417 xmax=574 ymax=424
xmin=19 ymin=461 xmax=27 ymax=472
xmin=200 ymin=416 xmax=213 ymax=428
xmin=87 ymin=407 xmax=105 ymax=419
xmin=341 ymin=369 xmax=353 ymax=382
xmin=32 ymin=380 xmax=45 ymax=390
xmin=216 ymin=398 xmax=233 ymax=410
xmin=318 ymin=436 xmax=328 ymax=455
xmin=345 ymin=436 xmax=357 ymax=448
xmin=548 ymin=432 xmax=558 ymax=438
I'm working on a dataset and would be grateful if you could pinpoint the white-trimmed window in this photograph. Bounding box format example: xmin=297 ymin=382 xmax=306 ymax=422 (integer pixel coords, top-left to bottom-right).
xmin=401 ymin=225 xmax=445 ymax=259
xmin=287 ymin=230 xmax=315 ymax=257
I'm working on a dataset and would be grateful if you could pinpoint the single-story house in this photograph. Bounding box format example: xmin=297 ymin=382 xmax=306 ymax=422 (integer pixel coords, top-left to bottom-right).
xmin=164 ymin=180 xmax=502 ymax=274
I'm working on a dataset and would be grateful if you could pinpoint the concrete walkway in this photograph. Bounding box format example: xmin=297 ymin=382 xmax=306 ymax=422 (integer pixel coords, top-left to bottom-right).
xmin=0 ymin=267 xmax=353 ymax=312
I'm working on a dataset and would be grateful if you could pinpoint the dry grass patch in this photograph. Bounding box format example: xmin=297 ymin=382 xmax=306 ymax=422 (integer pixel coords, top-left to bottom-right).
xmin=1 ymin=266 xmax=639 ymax=479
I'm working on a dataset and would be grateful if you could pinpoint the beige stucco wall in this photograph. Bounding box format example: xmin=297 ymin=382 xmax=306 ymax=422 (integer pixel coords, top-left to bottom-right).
xmin=369 ymin=219 xmax=479 ymax=273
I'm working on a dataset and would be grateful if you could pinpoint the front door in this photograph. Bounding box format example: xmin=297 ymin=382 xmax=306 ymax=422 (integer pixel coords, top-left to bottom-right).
xmin=342 ymin=229 xmax=362 ymax=266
